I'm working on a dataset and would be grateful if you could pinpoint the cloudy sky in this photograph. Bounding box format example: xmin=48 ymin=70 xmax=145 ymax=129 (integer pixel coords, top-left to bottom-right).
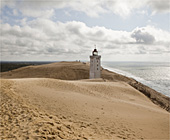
xmin=1 ymin=0 xmax=170 ymax=62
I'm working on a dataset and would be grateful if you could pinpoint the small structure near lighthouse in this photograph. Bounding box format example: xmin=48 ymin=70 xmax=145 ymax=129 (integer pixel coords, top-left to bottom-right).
xmin=89 ymin=48 xmax=101 ymax=79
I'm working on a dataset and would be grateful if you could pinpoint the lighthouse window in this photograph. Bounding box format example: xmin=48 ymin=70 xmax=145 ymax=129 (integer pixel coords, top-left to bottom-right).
xmin=97 ymin=68 xmax=98 ymax=70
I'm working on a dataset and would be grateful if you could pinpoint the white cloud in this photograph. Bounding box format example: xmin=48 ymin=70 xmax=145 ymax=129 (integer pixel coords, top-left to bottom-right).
xmin=20 ymin=8 xmax=54 ymax=18
xmin=133 ymin=26 xmax=170 ymax=42
xmin=1 ymin=0 xmax=169 ymax=18
xmin=20 ymin=18 xmax=27 ymax=26
xmin=104 ymin=0 xmax=146 ymax=17
xmin=148 ymin=0 xmax=170 ymax=13
xmin=1 ymin=19 xmax=170 ymax=61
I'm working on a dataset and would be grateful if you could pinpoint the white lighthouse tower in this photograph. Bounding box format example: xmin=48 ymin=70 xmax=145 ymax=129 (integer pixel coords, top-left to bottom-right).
xmin=89 ymin=48 xmax=101 ymax=79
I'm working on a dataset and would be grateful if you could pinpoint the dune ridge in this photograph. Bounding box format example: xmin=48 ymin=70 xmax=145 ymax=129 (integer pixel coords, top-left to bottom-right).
xmin=1 ymin=61 xmax=169 ymax=112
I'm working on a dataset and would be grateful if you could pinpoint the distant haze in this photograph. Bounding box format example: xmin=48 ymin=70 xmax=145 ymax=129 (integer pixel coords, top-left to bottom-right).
xmin=1 ymin=0 xmax=170 ymax=62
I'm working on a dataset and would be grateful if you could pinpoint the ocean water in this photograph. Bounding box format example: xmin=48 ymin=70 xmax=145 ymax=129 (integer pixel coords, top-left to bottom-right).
xmin=102 ymin=62 xmax=170 ymax=97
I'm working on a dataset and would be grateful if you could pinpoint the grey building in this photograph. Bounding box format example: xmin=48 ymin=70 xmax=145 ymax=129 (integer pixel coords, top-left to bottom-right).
xmin=89 ymin=48 xmax=101 ymax=79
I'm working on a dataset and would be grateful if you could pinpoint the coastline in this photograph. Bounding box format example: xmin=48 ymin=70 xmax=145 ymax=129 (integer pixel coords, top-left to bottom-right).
xmin=102 ymin=68 xmax=170 ymax=112
xmin=1 ymin=61 xmax=169 ymax=139
xmin=101 ymin=64 xmax=170 ymax=112
xmin=102 ymin=63 xmax=170 ymax=97
xmin=1 ymin=61 xmax=169 ymax=112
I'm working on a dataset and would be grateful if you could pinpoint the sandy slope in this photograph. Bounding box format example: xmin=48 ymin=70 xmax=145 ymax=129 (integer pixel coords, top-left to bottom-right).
xmin=1 ymin=78 xmax=169 ymax=139
xmin=1 ymin=61 xmax=169 ymax=112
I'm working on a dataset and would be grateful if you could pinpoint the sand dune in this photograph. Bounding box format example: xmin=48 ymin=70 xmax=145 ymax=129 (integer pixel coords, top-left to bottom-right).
xmin=1 ymin=61 xmax=90 ymax=80
xmin=0 ymin=79 xmax=95 ymax=139
xmin=1 ymin=61 xmax=170 ymax=139
xmin=1 ymin=78 xmax=169 ymax=139
xmin=1 ymin=61 xmax=169 ymax=112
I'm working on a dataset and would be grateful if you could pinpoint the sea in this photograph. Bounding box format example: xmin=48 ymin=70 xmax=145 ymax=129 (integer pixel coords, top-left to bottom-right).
xmin=102 ymin=62 xmax=170 ymax=97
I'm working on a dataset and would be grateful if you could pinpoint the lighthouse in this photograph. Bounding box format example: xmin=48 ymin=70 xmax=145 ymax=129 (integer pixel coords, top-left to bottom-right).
xmin=89 ymin=48 xmax=101 ymax=79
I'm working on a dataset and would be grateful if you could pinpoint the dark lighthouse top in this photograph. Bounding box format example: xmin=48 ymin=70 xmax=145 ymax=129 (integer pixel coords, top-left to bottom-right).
xmin=92 ymin=49 xmax=98 ymax=56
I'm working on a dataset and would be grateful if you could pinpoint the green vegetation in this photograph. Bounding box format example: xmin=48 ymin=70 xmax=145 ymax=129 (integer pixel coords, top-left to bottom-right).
xmin=0 ymin=62 xmax=53 ymax=72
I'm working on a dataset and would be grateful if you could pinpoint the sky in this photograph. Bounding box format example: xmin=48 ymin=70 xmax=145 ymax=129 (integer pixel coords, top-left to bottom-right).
xmin=0 ymin=0 xmax=170 ymax=62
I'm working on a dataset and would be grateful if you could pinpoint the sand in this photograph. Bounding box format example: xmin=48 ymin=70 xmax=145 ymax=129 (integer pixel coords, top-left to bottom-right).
xmin=1 ymin=61 xmax=169 ymax=112
xmin=1 ymin=61 xmax=170 ymax=139
xmin=1 ymin=78 xmax=169 ymax=139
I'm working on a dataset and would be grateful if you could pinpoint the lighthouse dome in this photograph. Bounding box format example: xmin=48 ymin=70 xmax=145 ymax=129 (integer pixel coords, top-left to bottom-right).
xmin=93 ymin=49 xmax=98 ymax=56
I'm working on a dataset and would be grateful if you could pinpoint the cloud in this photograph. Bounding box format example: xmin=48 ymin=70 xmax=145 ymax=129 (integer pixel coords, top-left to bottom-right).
xmin=21 ymin=9 xmax=54 ymax=18
xmin=1 ymin=0 xmax=107 ymax=18
xmin=1 ymin=0 xmax=169 ymax=18
xmin=104 ymin=0 xmax=146 ymax=17
xmin=132 ymin=26 xmax=170 ymax=42
xmin=148 ymin=0 xmax=170 ymax=13
xmin=12 ymin=9 xmax=18 ymax=16
xmin=1 ymin=19 xmax=170 ymax=61
xmin=131 ymin=29 xmax=155 ymax=44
